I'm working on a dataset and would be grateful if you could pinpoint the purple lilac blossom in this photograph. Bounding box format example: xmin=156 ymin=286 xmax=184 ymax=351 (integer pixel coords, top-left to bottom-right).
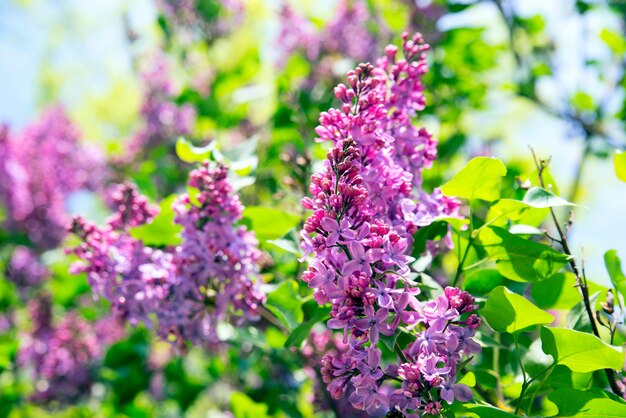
xmin=300 ymin=33 xmax=478 ymax=416
xmin=0 ymin=107 xmax=106 ymax=249
xmin=124 ymin=56 xmax=196 ymax=161
xmin=157 ymin=0 xmax=244 ymax=39
xmin=69 ymin=164 xmax=265 ymax=349
xmin=18 ymin=296 xmax=109 ymax=404
xmin=6 ymin=246 xmax=49 ymax=290
xmin=276 ymin=0 xmax=377 ymax=69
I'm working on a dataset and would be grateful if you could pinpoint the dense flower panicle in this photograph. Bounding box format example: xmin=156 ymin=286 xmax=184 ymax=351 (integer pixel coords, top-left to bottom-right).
xmin=69 ymin=183 xmax=168 ymax=325
xmin=165 ymin=162 xmax=265 ymax=345
xmin=0 ymin=107 xmax=106 ymax=249
xmin=18 ymin=296 xmax=114 ymax=404
xmin=69 ymin=163 xmax=265 ymax=348
xmin=6 ymin=246 xmax=49 ymax=290
xmin=276 ymin=0 xmax=376 ymax=69
xmin=300 ymin=33 xmax=477 ymax=416
xmin=125 ymin=56 xmax=196 ymax=161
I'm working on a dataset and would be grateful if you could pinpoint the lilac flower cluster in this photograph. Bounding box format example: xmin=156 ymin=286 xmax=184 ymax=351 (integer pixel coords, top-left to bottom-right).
xmin=0 ymin=107 xmax=105 ymax=249
xmin=300 ymin=33 xmax=478 ymax=416
xmin=69 ymin=163 xmax=265 ymax=349
xmin=5 ymin=246 xmax=49 ymax=291
xmin=18 ymin=296 xmax=103 ymax=404
xmin=157 ymin=0 xmax=244 ymax=40
xmin=124 ymin=56 xmax=196 ymax=161
xmin=276 ymin=0 xmax=377 ymax=69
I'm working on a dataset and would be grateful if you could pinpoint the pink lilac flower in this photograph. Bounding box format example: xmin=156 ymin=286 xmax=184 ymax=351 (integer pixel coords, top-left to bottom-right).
xmin=69 ymin=163 xmax=265 ymax=349
xmin=276 ymin=0 xmax=377 ymax=69
xmin=125 ymin=56 xmax=196 ymax=161
xmin=18 ymin=296 xmax=119 ymax=404
xmin=301 ymin=33 xmax=477 ymax=416
xmin=0 ymin=108 xmax=106 ymax=249
xmin=5 ymin=246 xmax=49 ymax=290
xmin=157 ymin=0 xmax=244 ymax=39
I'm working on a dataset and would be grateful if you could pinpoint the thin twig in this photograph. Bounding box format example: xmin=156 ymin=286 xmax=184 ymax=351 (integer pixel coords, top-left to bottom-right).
xmin=529 ymin=147 xmax=623 ymax=398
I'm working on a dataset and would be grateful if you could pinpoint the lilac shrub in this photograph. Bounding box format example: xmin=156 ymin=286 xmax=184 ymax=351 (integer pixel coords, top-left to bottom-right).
xmin=69 ymin=163 xmax=265 ymax=349
xmin=0 ymin=107 xmax=105 ymax=249
xmin=18 ymin=295 xmax=106 ymax=403
xmin=276 ymin=0 xmax=377 ymax=69
xmin=299 ymin=33 xmax=480 ymax=416
xmin=124 ymin=56 xmax=196 ymax=162
xmin=6 ymin=246 xmax=49 ymax=291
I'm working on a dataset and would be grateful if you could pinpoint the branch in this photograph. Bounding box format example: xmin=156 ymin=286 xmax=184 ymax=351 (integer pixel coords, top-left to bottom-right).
xmin=529 ymin=147 xmax=623 ymax=398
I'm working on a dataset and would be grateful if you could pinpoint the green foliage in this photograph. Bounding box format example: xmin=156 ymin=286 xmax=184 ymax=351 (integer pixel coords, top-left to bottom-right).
xmin=548 ymin=388 xmax=626 ymax=417
xmin=265 ymin=280 xmax=303 ymax=331
xmin=241 ymin=207 xmax=301 ymax=243
xmin=541 ymin=327 xmax=625 ymax=373
xmin=478 ymin=226 xmax=571 ymax=282
xmin=522 ymin=186 xmax=576 ymax=209
xmin=615 ymin=151 xmax=626 ymax=182
xmin=481 ymin=286 xmax=554 ymax=334
xmin=605 ymin=250 xmax=626 ymax=300
xmin=175 ymin=137 xmax=215 ymax=163
xmin=441 ymin=157 xmax=507 ymax=202
xmin=130 ymin=195 xmax=182 ymax=246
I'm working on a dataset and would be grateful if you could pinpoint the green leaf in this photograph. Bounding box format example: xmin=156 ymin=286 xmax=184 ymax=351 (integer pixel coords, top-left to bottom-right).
xmin=486 ymin=198 xmax=548 ymax=228
xmin=463 ymin=269 xmax=504 ymax=295
xmin=479 ymin=226 xmax=571 ymax=282
xmin=241 ymin=206 xmax=301 ymax=242
xmin=600 ymin=29 xmax=626 ymax=55
xmin=457 ymin=371 xmax=476 ymax=388
xmin=130 ymin=195 xmax=182 ymax=246
xmin=614 ymin=152 xmax=626 ymax=183
xmin=441 ymin=156 xmax=507 ymax=202
xmin=265 ymin=280 xmax=303 ymax=331
xmin=548 ymin=388 xmax=626 ymax=417
xmin=481 ymin=286 xmax=554 ymax=334
xmin=567 ymin=292 xmax=600 ymax=333
xmin=230 ymin=392 xmax=270 ymax=418
xmin=605 ymin=250 xmax=626 ymax=300
xmin=284 ymin=305 xmax=330 ymax=348
xmin=541 ymin=327 xmax=625 ymax=373
xmin=412 ymin=220 xmax=449 ymax=256
xmin=572 ymin=91 xmax=595 ymax=112
xmin=175 ymin=137 xmax=215 ymax=163
xmin=523 ymin=186 xmax=576 ymax=208
xmin=379 ymin=332 xmax=400 ymax=353
xmin=451 ymin=403 xmax=518 ymax=417
xmin=531 ymin=272 xmax=606 ymax=310
xmin=267 ymin=228 xmax=302 ymax=256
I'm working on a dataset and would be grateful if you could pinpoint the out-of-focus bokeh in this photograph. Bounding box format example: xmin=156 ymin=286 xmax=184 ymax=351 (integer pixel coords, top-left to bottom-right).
xmin=0 ymin=0 xmax=625 ymax=416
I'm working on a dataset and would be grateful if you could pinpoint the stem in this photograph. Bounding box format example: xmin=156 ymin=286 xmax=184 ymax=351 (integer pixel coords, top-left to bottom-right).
xmin=514 ymin=335 xmax=527 ymax=414
xmin=394 ymin=342 xmax=408 ymax=364
xmin=452 ymin=204 xmax=474 ymax=287
xmin=493 ymin=333 xmax=505 ymax=405
xmin=259 ymin=306 xmax=289 ymax=334
xmin=530 ymin=148 xmax=623 ymax=398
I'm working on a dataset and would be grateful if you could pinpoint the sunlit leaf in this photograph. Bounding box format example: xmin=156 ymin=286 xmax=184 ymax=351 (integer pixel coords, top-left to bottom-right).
xmin=265 ymin=280 xmax=303 ymax=331
xmin=541 ymin=327 xmax=625 ymax=373
xmin=523 ymin=186 xmax=575 ymax=208
xmin=130 ymin=195 xmax=182 ymax=246
xmin=548 ymin=388 xmax=626 ymax=417
xmin=481 ymin=286 xmax=554 ymax=334
xmin=605 ymin=250 xmax=626 ymax=300
xmin=175 ymin=137 xmax=215 ymax=163
xmin=441 ymin=157 xmax=507 ymax=202
xmin=613 ymin=151 xmax=626 ymax=182
xmin=479 ymin=226 xmax=571 ymax=282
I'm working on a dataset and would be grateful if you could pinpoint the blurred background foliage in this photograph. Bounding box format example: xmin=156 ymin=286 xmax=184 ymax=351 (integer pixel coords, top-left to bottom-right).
xmin=0 ymin=0 xmax=625 ymax=416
